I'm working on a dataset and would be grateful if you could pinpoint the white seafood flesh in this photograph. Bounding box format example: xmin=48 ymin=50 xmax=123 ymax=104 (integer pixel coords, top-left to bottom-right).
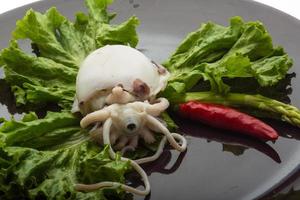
xmin=74 ymin=45 xmax=187 ymax=196
xmin=76 ymin=45 xmax=169 ymax=107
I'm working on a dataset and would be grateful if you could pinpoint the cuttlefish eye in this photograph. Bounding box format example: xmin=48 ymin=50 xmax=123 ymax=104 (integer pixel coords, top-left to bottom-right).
xmin=126 ymin=122 xmax=137 ymax=132
xmin=123 ymin=112 xmax=141 ymax=134
xmin=109 ymin=105 xmax=144 ymax=135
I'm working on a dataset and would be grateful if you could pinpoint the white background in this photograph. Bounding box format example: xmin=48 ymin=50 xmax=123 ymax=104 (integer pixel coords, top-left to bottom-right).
xmin=0 ymin=0 xmax=300 ymax=20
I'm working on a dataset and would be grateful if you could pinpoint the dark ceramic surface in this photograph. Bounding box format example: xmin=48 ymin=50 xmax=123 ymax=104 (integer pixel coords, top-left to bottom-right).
xmin=0 ymin=0 xmax=299 ymax=200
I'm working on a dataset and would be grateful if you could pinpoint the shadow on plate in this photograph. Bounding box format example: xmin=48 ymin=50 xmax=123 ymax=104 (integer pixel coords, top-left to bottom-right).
xmin=174 ymin=115 xmax=282 ymax=163
xmin=125 ymin=148 xmax=187 ymax=200
xmin=0 ymin=79 xmax=60 ymax=118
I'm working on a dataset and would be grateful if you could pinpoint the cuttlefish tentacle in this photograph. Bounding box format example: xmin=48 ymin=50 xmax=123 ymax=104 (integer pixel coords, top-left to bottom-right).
xmin=135 ymin=136 xmax=167 ymax=164
xmin=82 ymin=118 xmax=150 ymax=196
xmin=146 ymin=115 xmax=187 ymax=152
xmin=121 ymin=135 xmax=139 ymax=155
xmin=80 ymin=108 xmax=110 ymax=128
xmin=80 ymin=101 xmax=187 ymax=164
xmin=106 ymin=86 xmax=135 ymax=105
xmin=81 ymin=99 xmax=170 ymax=130
xmin=75 ymin=118 xmax=151 ymax=196
xmin=74 ymin=45 xmax=188 ymax=197
xmin=114 ymin=135 xmax=129 ymax=151
xmin=101 ymin=119 xmax=170 ymax=166
xmin=109 ymin=127 xmax=119 ymax=145
xmin=89 ymin=125 xmax=120 ymax=146
xmin=145 ymin=98 xmax=169 ymax=117
xmin=140 ymin=128 xmax=156 ymax=144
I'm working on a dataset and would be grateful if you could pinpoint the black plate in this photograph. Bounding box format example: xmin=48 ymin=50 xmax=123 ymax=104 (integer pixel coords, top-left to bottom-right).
xmin=0 ymin=0 xmax=299 ymax=199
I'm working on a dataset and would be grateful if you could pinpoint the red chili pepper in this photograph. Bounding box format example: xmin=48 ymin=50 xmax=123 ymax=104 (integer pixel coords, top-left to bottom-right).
xmin=179 ymin=101 xmax=278 ymax=141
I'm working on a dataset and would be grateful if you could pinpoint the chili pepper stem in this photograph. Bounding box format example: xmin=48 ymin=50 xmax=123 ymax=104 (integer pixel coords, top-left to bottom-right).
xmin=177 ymin=92 xmax=300 ymax=128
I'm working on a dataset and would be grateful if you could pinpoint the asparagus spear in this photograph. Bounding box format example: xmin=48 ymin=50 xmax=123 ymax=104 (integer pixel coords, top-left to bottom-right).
xmin=172 ymin=92 xmax=300 ymax=127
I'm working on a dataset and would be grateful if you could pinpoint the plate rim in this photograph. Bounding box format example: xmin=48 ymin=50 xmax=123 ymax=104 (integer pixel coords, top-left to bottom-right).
xmin=0 ymin=0 xmax=299 ymax=199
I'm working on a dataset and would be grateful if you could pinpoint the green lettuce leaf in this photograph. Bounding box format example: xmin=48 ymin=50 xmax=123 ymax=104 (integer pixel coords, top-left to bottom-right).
xmin=0 ymin=112 xmax=130 ymax=200
xmin=164 ymin=16 xmax=244 ymax=71
xmin=0 ymin=0 xmax=138 ymax=199
xmin=85 ymin=0 xmax=115 ymax=23
xmin=162 ymin=16 xmax=293 ymax=97
xmin=0 ymin=0 xmax=140 ymax=110
xmin=1 ymin=40 xmax=76 ymax=109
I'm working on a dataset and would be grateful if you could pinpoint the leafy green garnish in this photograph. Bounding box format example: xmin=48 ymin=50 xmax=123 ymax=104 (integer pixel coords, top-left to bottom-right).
xmin=0 ymin=0 xmax=299 ymax=199
xmin=0 ymin=112 xmax=131 ymax=200
xmin=161 ymin=17 xmax=300 ymax=128
xmin=0 ymin=0 xmax=139 ymax=110
xmin=0 ymin=0 xmax=138 ymax=199
xmin=163 ymin=16 xmax=293 ymax=97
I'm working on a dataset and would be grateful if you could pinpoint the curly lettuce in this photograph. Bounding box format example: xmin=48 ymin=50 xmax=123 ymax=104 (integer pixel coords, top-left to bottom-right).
xmin=0 ymin=0 xmax=138 ymax=199
xmin=0 ymin=0 xmax=139 ymax=110
xmin=163 ymin=17 xmax=293 ymax=97
xmin=0 ymin=1 xmax=298 ymax=199
xmin=0 ymin=112 xmax=131 ymax=200
xmin=162 ymin=17 xmax=300 ymax=128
